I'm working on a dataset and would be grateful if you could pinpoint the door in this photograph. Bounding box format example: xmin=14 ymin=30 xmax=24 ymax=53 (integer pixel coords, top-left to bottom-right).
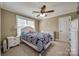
xmin=70 ymin=19 xmax=78 ymax=56
xmin=59 ymin=16 xmax=71 ymax=42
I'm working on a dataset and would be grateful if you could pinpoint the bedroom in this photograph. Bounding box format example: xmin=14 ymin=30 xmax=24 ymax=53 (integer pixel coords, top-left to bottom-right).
xmin=0 ymin=2 xmax=79 ymax=56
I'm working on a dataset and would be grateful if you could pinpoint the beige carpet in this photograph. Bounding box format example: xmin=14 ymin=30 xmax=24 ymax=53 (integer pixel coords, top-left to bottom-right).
xmin=2 ymin=41 xmax=70 ymax=56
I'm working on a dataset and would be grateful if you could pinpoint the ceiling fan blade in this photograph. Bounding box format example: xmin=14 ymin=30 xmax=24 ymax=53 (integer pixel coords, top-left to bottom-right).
xmin=36 ymin=14 xmax=40 ymax=17
xmin=45 ymin=10 xmax=54 ymax=13
xmin=33 ymin=11 xmax=40 ymax=13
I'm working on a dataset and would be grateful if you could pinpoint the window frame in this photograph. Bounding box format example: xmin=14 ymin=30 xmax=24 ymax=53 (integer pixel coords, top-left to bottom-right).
xmin=16 ymin=15 xmax=35 ymax=36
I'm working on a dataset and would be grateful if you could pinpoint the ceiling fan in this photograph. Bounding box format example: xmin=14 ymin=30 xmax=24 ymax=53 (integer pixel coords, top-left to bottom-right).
xmin=33 ymin=5 xmax=54 ymax=17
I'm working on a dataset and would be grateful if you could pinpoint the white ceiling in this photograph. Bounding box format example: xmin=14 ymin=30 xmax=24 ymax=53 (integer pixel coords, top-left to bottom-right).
xmin=0 ymin=2 xmax=78 ymax=20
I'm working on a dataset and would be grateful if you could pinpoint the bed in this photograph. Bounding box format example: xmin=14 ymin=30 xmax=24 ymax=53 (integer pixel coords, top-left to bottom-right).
xmin=20 ymin=26 xmax=53 ymax=55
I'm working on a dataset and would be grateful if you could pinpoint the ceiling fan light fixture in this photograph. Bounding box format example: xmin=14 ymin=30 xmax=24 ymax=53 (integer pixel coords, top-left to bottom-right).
xmin=40 ymin=13 xmax=46 ymax=17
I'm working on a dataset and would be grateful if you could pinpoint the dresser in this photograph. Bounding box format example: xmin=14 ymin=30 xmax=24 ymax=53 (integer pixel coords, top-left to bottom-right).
xmin=7 ymin=36 xmax=20 ymax=49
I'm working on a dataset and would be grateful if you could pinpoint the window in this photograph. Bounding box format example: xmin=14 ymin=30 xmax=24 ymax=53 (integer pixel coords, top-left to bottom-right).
xmin=16 ymin=15 xmax=35 ymax=36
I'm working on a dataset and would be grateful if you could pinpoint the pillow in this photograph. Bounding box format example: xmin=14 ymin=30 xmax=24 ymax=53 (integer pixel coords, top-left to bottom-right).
xmin=21 ymin=32 xmax=28 ymax=36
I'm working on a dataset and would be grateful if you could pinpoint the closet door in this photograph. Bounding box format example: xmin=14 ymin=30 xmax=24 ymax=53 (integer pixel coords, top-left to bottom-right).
xmin=70 ymin=19 xmax=78 ymax=56
xmin=59 ymin=16 xmax=71 ymax=42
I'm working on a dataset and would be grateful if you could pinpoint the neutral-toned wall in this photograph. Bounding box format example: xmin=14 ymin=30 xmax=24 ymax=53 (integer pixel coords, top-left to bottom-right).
xmin=59 ymin=12 xmax=77 ymax=20
xmin=40 ymin=17 xmax=59 ymax=39
xmin=0 ymin=8 xmax=1 ymax=56
xmin=1 ymin=9 xmax=17 ymax=39
xmin=35 ymin=20 xmax=40 ymax=32
xmin=1 ymin=9 xmax=40 ymax=39
xmin=40 ymin=12 xmax=77 ymax=40
xmin=40 ymin=17 xmax=59 ymax=32
xmin=0 ymin=8 xmax=1 ymax=42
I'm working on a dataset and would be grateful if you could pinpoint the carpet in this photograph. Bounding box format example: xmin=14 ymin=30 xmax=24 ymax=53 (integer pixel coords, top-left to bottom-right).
xmin=2 ymin=41 xmax=70 ymax=56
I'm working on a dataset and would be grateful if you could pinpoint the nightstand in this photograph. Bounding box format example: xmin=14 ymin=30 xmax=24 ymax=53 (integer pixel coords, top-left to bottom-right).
xmin=7 ymin=36 xmax=20 ymax=49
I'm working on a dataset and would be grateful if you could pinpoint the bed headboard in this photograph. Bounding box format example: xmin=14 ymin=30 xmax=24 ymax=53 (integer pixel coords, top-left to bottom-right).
xmin=21 ymin=26 xmax=35 ymax=32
